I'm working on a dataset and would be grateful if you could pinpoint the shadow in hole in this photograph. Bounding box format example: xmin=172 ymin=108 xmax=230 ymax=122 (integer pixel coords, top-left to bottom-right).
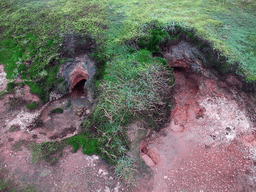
xmin=72 ymin=79 xmax=87 ymax=97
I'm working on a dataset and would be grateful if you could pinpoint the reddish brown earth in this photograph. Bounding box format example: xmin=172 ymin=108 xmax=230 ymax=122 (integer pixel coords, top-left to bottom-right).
xmin=69 ymin=63 xmax=88 ymax=93
xmin=1 ymin=40 xmax=256 ymax=191
xmin=0 ymin=63 xmax=126 ymax=191
xmin=138 ymin=41 xmax=256 ymax=192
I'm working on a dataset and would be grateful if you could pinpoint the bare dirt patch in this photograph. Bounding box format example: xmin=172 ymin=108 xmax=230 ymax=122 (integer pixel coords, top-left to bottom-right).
xmin=0 ymin=60 xmax=127 ymax=191
xmin=137 ymin=40 xmax=256 ymax=191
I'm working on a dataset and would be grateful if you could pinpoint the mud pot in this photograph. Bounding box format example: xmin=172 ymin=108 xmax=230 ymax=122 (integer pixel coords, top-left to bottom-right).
xmin=139 ymin=40 xmax=256 ymax=191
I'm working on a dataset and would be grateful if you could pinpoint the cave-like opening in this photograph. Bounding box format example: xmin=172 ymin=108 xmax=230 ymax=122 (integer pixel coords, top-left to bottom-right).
xmin=72 ymin=79 xmax=86 ymax=96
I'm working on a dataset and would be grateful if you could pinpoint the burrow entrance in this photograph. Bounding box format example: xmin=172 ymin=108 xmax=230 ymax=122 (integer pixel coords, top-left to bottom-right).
xmin=69 ymin=64 xmax=89 ymax=97
xmin=72 ymin=79 xmax=87 ymax=96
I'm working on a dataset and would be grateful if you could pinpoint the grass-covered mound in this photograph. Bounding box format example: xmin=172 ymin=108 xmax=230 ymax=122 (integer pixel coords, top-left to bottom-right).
xmin=67 ymin=25 xmax=174 ymax=163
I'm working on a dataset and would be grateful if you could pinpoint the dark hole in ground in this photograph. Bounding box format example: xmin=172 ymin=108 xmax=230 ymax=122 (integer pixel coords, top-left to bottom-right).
xmin=152 ymin=52 xmax=164 ymax=57
xmin=173 ymin=67 xmax=187 ymax=72
xmin=72 ymin=79 xmax=86 ymax=96
xmin=32 ymin=134 xmax=38 ymax=139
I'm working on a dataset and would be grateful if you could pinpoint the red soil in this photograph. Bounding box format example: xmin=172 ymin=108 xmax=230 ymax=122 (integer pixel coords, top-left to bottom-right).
xmin=138 ymin=41 xmax=256 ymax=191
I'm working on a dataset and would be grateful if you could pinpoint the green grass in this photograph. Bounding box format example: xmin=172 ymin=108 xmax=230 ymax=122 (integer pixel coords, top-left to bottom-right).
xmin=67 ymin=24 xmax=174 ymax=166
xmin=99 ymin=0 xmax=256 ymax=81
xmin=29 ymin=140 xmax=67 ymax=165
xmin=1 ymin=0 xmax=256 ymax=187
xmin=6 ymin=82 xmax=17 ymax=92
xmin=12 ymin=140 xmax=25 ymax=152
xmin=50 ymin=108 xmax=63 ymax=114
xmin=0 ymin=0 xmax=107 ymax=103
xmin=26 ymin=102 xmax=38 ymax=109
xmin=115 ymin=156 xmax=137 ymax=186
xmin=9 ymin=124 xmax=20 ymax=132
xmin=0 ymin=0 xmax=255 ymax=91
xmin=200 ymin=5 xmax=256 ymax=81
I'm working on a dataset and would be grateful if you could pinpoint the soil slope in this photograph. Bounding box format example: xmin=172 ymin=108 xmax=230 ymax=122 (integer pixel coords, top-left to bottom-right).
xmin=139 ymin=41 xmax=256 ymax=191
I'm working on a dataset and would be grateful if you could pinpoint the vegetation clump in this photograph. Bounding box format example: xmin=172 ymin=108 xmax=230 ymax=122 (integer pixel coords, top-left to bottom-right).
xmin=9 ymin=125 xmax=20 ymax=132
xmin=50 ymin=108 xmax=63 ymax=114
xmin=67 ymin=24 xmax=174 ymax=173
xmin=5 ymin=96 xmax=25 ymax=110
xmin=115 ymin=156 xmax=137 ymax=186
xmin=6 ymin=82 xmax=17 ymax=92
xmin=29 ymin=141 xmax=67 ymax=165
xmin=12 ymin=140 xmax=25 ymax=152
xmin=26 ymin=102 xmax=38 ymax=110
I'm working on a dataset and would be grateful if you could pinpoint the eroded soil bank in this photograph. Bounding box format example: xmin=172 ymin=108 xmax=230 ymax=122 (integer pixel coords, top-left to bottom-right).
xmin=139 ymin=40 xmax=256 ymax=191
xmin=1 ymin=39 xmax=256 ymax=191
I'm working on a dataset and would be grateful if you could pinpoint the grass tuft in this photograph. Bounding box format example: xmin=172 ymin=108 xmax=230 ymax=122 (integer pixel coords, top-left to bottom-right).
xmin=29 ymin=140 xmax=67 ymax=165
xmin=115 ymin=156 xmax=137 ymax=187
xmin=9 ymin=124 xmax=20 ymax=132
xmin=26 ymin=102 xmax=38 ymax=110
xmin=50 ymin=108 xmax=63 ymax=114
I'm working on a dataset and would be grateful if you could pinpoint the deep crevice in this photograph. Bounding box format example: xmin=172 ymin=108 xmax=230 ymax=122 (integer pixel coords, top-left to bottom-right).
xmin=172 ymin=67 xmax=187 ymax=72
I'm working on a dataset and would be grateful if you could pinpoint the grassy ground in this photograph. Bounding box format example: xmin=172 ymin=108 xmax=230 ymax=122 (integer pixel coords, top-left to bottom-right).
xmin=1 ymin=0 xmax=256 ymax=187
xmin=0 ymin=0 xmax=107 ymax=102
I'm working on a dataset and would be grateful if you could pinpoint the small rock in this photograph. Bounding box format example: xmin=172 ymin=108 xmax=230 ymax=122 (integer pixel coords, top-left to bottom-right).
xmin=85 ymin=109 xmax=90 ymax=115
xmin=108 ymin=176 xmax=113 ymax=181
xmin=141 ymin=154 xmax=155 ymax=167
xmin=92 ymin=155 xmax=99 ymax=160
xmin=76 ymin=106 xmax=85 ymax=116
xmin=114 ymin=182 xmax=121 ymax=192
xmin=170 ymin=119 xmax=184 ymax=132
xmin=98 ymin=169 xmax=108 ymax=176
